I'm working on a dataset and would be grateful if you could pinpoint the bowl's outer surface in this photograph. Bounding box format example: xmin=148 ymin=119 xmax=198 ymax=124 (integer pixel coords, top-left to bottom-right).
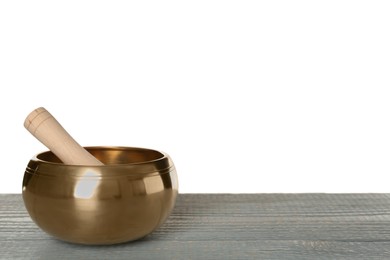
xmin=22 ymin=147 xmax=178 ymax=245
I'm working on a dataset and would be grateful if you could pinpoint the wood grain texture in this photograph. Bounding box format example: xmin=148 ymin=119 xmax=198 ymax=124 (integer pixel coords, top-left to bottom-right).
xmin=1 ymin=194 xmax=390 ymax=259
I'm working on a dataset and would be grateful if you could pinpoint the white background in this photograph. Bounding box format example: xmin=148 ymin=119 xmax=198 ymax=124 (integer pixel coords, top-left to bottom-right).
xmin=1 ymin=1 xmax=389 ymax=193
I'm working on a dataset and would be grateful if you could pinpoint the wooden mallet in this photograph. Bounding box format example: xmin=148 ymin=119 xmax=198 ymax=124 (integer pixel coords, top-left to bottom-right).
xmin=24 ymin=107 xmax=103 ymax=165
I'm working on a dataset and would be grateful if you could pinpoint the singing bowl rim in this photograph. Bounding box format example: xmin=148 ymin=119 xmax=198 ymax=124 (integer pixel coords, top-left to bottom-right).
xmin=27 ymin=146 xmax=175 ymax=177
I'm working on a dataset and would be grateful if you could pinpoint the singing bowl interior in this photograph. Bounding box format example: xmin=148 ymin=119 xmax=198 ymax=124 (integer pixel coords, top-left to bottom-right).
xmin=22 ymin=146 xmax=178 ymax=245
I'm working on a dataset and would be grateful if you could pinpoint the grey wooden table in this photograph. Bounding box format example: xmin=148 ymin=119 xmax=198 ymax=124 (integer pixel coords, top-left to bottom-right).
xmin=1 ymin=194 xmax=390 ymax=259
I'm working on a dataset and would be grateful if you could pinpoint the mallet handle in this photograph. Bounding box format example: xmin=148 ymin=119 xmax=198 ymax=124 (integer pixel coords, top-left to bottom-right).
xmin=24 ymin=107 xmax=103 ymax=165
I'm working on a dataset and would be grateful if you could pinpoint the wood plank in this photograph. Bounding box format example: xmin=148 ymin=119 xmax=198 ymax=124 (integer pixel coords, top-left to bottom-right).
xmin=1 ymin=194 xmax=390 ymax=259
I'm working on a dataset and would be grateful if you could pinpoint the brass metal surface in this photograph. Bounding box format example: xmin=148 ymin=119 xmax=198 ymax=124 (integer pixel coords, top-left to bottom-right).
xmin=22 ymin=146 xmax=178 ymax=245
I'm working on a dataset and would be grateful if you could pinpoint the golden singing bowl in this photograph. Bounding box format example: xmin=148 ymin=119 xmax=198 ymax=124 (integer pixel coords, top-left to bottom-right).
xmin=22 ymin=146 xmax=178 ymax=245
